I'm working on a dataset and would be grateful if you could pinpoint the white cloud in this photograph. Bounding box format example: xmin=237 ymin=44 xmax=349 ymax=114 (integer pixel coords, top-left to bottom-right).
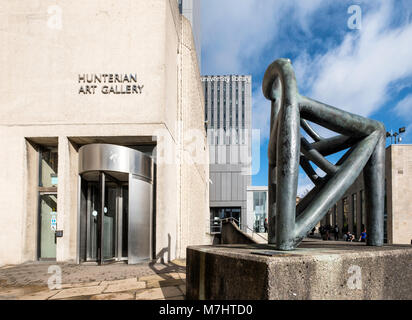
xmin=395 ymin=94 xmax=412 ymax=117
xmin=201 ymin=0 xmax=328 ymax=75
xmin=295 ymin=0 xmax=412 ymax=118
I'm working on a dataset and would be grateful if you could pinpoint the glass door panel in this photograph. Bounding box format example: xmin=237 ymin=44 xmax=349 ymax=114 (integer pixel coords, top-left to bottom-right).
xmin=39 ymin=194 xmax=57 ymax=259
xmin=86 ymin=182 xmax=99 ymax=261
xmin=122 ymin=185 xmax=129 ymax=258
xmin=102 ymin=176 xmax=117 ymax=262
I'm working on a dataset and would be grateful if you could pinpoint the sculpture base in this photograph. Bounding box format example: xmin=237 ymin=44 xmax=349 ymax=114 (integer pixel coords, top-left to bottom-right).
xmin=186 ymin=241 xmax=412 ymax=300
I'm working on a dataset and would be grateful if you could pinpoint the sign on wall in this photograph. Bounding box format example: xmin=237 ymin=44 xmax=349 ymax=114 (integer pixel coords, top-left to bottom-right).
xmin=78 ymin=73 xmax=144 ymax=95
xmin=50 ymin=212 xmax=57 ymax=231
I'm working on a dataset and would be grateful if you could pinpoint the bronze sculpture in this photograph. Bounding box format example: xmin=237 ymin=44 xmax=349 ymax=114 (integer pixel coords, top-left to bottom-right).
xmin=263 ymin=58 xmax=385 ymax=251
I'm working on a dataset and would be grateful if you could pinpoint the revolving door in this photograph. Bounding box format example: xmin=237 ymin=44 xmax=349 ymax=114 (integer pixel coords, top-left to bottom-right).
xmin=78 ymin=144 xmax=153 ymax=265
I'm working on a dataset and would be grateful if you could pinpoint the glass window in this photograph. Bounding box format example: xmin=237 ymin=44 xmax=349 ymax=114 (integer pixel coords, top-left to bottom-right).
xmin=40 ymin=148 xmax=58 ymax=188
xmin=253 ymin=191 xmax=267 ymax=233
xmin=210 ymin=207 xmax=241 ymax=233
xmin=38 ymin=145 xmax=58 ymax=260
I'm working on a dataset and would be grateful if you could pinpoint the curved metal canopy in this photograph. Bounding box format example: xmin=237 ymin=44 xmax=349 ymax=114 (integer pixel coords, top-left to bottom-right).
xmin=79 ymin=143 xmax=153 ymax=182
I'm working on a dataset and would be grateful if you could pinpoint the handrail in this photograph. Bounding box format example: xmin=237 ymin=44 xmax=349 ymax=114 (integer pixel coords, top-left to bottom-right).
xmin=220 ymin=217 xmax=268 ymax=242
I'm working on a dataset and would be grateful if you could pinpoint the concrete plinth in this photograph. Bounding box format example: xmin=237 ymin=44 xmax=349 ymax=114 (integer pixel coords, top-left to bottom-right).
xmin=186 ymin=241 xmax=412 ymax=300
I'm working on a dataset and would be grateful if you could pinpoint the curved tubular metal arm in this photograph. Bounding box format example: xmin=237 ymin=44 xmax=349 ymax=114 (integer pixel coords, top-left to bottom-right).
xmin=295 ymin=176 xmax=329 ymax=217
xmin=299 ymin=96 xmax=385 ymax=137
xmin=300 ymin=119 xmax=323 ymax=142
xmin=299 ymin=155 xmax=322 ymax=185
xmin=300 ymin=138 xmax=338 ymax=175
xmin=310 ymin=135 xmax=361 ymax=156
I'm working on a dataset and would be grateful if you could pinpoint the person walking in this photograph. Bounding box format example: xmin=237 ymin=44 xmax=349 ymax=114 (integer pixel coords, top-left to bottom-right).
xmin=264 ymin=218 xmax=268 ymax=233
xmin=325 ymin=225 xmax=331 ymax=240
xmin=334 ymin=225 xmax=339 ymax=241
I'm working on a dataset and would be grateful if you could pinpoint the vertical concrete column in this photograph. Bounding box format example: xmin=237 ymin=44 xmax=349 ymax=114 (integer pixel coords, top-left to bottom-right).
xmin=246 ymin=191 xmax=252 ymax=234
xmin=56 ymin=136 xmax=78 ymax=263
xmin=56 ymin=136 xmax=67 ymax=262
xmin=348 ymin=194 xmax=354 ymax=234
xmin=337 ymin=199 xmax=344 ymax=238
xmin=241 ymin=204 xmax=247 ymax=233
xmin=22 ymin=140 xmax=40 ymax=262
xmin=68 ymin=140 xmax=79 ymax=261
xmin=356 ymin=191 xmax=362 ymax=236
xmin=385 ymin=148 xmax=393 ymax=244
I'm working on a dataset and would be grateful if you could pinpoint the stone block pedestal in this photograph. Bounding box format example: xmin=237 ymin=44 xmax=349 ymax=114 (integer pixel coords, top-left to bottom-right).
xmin=186 ymin=241 xmax=412 ymax=300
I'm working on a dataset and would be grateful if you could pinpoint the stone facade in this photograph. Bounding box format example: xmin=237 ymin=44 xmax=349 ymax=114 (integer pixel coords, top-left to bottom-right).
xmin=0 ymin=0 xmax=210 ymax=265
xmin=323 ymin=145 xmax=412 ymax=245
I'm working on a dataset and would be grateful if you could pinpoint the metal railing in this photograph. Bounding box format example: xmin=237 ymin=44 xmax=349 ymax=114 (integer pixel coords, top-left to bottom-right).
xmin=209 ymin=217 xmax=268 ymax=242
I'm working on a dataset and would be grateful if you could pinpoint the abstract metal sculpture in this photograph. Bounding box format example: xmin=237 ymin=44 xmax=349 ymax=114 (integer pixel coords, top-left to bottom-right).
xmin=263 ymin=58 xmax=385 ymax=251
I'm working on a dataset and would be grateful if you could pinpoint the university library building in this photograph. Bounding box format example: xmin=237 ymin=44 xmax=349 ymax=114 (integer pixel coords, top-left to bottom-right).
xmin=0 ymin=0 xmax=212 ymax=266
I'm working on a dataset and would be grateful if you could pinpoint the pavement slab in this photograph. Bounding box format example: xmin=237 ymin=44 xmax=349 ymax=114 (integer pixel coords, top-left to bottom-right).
xmin=61 ymin=281 xmax=101 ymax=289
xmin=90 ymin=292 xmax=136 ymax=300
xmin=0 ymin=260 xmax=187 ymax=300
xmin=18 ymin=290 xmax=61 ymax=300
xmin=103 ymin=279 xmax=146 ymax=293
xmin=50 ymin=285 xmax=106 ymax=300
xmin=146 ymin=278 xmax=185 ymax=289
xmin=135 ymin=286 xmax=182 ymax=300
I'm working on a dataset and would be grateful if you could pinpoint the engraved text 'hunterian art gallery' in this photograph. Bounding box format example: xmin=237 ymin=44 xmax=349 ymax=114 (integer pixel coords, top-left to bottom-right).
xmin=78 ymin=73 xmax=144 ymax=95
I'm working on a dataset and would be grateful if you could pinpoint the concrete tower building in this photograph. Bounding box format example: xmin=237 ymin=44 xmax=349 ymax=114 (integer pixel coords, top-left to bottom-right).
xmin=201 ymin=75 xmax=252 ymax=232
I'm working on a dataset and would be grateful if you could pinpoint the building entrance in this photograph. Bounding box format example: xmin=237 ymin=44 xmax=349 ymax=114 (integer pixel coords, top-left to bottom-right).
xmin=210 ymin=207 xmax=241 ymax=233
xmin=80 ymin=171 xmax=128 ymax=264
xmin=78 ymin=144 xmax=153 ymax=265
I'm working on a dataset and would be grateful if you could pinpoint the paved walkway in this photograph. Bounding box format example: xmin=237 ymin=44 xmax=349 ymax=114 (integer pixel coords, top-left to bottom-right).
xmin=0 ymin=260 xmax=186 ymax=300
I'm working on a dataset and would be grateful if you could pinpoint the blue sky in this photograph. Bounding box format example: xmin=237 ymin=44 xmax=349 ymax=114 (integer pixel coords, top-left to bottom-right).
xmin=201 ymin=0 xmax=412 ymax=195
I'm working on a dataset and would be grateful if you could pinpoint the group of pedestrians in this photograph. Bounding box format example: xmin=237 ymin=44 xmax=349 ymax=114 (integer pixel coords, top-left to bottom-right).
xmin=262 ymin=219 xmax=368 ymax=243
xmin=318 ymin=224 xmax=367 ymax=242
xmin=318 ymin=224 xmax=338 ymax=240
